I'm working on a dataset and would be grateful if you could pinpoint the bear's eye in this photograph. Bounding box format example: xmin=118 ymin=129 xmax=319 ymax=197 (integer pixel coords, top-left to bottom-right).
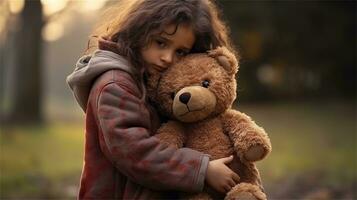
xmin=170 ymin=92 xmax=175 ymax=100
xmin=202 ymin=80 xmax=210 ymax=88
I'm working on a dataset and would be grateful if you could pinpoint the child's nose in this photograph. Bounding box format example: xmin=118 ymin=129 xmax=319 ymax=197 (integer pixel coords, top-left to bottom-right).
xmin=160 ymin=51 xmax=174 ymax=65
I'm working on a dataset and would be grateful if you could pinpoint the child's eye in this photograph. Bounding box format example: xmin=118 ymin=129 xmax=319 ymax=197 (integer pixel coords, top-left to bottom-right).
xmin=155 ymin=39 xmax=166 ymax=48
xmin=176 ymin=49 xmax=188 ymax=57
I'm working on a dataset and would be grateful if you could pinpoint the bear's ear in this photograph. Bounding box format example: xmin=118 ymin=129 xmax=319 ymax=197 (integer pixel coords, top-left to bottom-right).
xmin=208 ymin=46 xmax=239 ymax=75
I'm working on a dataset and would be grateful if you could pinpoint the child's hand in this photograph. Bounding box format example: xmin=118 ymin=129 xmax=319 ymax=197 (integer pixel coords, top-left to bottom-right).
xmin=206 ymin=156 xmax=240 ymax=193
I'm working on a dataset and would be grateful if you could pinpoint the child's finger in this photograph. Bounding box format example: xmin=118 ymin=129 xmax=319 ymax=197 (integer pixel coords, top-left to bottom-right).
xmin=232 ymin=173 xmax=240 ymax=183
xmin=224 ymin=184 xmax=232 ymax=193
xmin=221 ymin=155 xmax=234 ymax=164
xmin=228 ymin=179 xmax=236 ymax=188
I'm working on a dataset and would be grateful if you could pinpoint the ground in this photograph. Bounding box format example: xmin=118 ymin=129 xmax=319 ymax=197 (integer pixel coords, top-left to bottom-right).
xmin=0 ymin=99 xmax=356 ymax=199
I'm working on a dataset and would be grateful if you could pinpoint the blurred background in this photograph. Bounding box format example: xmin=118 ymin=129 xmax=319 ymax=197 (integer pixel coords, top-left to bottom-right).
xmin=0 ymin=0 xmax=355 ymax=199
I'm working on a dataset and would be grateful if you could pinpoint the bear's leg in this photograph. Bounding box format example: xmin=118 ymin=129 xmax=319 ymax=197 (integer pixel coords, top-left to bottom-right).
xmin=224 ymin=183 xmax=266 ymax=200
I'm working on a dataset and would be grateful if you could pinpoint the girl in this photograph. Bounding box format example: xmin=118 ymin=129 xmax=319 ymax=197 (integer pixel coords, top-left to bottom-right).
xmin=67 ymin=0 xmax=239 ymax=199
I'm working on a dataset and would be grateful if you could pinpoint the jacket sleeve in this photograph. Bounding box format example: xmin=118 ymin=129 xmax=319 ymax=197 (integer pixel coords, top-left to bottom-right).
xmin=95 ymin=81 xmax=209 ymax=192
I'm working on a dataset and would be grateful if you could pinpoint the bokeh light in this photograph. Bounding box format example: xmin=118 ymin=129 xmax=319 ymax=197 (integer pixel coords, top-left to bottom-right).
xmin=80 ymin=0 xmax=108 ymax=12
xmin=40 ymin=0 xmax=68 ymax=16
xmin=8 ymin=0 xmax=24 ymax=14
xmin=42 ymin=21 xmax=64 ymax=42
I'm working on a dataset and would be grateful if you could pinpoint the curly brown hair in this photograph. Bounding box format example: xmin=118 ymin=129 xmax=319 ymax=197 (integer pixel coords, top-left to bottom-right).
xmin=87 ymin=0 xmax=235 ymax=68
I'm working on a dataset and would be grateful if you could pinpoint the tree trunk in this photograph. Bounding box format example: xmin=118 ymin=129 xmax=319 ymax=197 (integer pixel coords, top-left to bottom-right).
xmin=8 ymin=0 xmax=44 ymax=124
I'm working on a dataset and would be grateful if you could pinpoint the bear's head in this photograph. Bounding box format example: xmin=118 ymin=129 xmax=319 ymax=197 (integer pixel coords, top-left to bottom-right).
xmin=147 ymin=47 xmax=239 ymax=123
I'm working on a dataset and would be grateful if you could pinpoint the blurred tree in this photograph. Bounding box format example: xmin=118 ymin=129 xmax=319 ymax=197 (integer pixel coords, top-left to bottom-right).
xmin=220 ymin=1 xmax=356 ymax=102
xmin=3 ymin=0 xmax=74 ymax=124
xmin=7 ymin=0 xmax=44 ymax=123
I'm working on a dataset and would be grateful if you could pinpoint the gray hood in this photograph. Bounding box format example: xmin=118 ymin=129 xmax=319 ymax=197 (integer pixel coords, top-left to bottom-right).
xmin=66 ymin=50 xmax=138 ymax=112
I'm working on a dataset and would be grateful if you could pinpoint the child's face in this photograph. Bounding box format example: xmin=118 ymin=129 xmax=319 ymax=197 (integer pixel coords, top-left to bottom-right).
xmin=141 ymin=23 xmax=195 ymax=73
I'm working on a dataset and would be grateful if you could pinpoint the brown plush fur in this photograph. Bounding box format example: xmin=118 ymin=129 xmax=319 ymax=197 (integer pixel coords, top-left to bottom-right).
xmin=226 ymin=183 xmax=267 ymax=200
xmin=147 ymin=47 xmax=272 ymax=200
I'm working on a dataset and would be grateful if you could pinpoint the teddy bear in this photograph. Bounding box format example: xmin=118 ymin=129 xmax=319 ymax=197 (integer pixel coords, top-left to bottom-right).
xmin=146 ymin=46 xmax=272 ymax=200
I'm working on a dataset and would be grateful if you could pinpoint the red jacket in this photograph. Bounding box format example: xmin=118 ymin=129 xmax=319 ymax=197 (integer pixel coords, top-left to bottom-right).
xmin=67 ymin=50 xmax=209 ymax=199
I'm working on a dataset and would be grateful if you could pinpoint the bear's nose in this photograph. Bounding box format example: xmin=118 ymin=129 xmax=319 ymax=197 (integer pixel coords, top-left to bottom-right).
xmin=179 ymin=92 xmax=191 ymax=104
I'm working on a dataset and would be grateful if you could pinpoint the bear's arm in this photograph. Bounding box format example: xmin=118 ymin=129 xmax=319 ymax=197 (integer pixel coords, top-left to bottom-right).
xmin=155 ymin=121 xmax=186 ymax=149
xmin=220 ymin=109 xmax=272 ymax=162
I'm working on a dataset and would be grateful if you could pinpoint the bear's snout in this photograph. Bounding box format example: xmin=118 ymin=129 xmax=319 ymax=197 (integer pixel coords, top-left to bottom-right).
xmin=179 ymin=92 xmax=191 ymax=104
xmin=173 ymin=86 xmax=217 ymax=122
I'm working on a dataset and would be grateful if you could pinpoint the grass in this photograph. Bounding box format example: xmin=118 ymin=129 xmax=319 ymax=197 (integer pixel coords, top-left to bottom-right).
xmin=0 ymin=123 xmax=84 ymax=199
xmin=237 ymin=100 xmax=356 ymax=198
xmin=0 ymin=100 xmax=356 ymax=199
